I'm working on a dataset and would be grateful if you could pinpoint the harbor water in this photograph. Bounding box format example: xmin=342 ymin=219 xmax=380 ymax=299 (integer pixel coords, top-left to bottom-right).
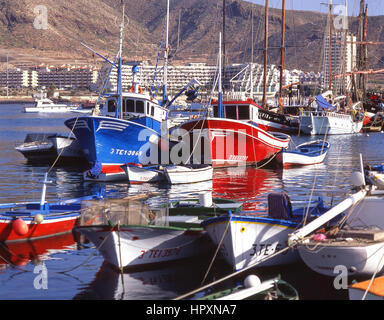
xmin=1 ymin=103 xmax=384 ymax=300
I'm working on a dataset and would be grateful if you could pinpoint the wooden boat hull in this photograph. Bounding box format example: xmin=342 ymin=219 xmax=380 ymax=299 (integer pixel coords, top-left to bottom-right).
xmin=164 ymin=165 xmax=213 ymax=184
xmin=77 ymin=225 xmax=211 ymax=269
xmin=276 ymin=141 xmax=329 ymax=167
xmin=202 ymin=214 xmax=300 ymax=271
xmin=0 ymin=212 xmax=80 ymax=243
xmin=297 ymin=241 xmax=384 ymax=277
xmin=122 ymin=164 xmax=165 ymax=183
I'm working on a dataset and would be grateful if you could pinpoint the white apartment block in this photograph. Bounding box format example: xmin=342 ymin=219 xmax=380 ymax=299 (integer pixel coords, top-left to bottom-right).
xmin=96 ymin=61 xmax=305 ymax=100
xmin=322 ymin=32 xmax=357 ymax=93
xmin=0 ymin=69 xmax=30 ymax=88
xmin=36 ymin=66 xmax=99 ymax=89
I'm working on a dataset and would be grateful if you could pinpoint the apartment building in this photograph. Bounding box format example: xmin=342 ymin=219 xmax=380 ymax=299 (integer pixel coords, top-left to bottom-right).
xmin=322 ymin=31 xmax=357 ymax=93
xmin=96 ymin=61 xmax=305 ymax=100
xmin=36 ymin=65 xmax=99 ymax=89
xmin=0 ymin=69 xmax=30 ymax=88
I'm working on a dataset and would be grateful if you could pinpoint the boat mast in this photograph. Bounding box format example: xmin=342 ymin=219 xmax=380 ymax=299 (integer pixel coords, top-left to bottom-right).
xmin=250 ymin=5 xmax=254 ymax=99
xmin=163 ymin=0 xmax=170 ymax=105
xmin=342 ymin=0 xmax=348 ymax=95
xmin=218 ymin=32 xmax=223 ymax=118
xmin=328 ymin=0 xmax=333 ymax=92
xmin=116 ymin=0 xmax=125 ymax=119
xmin=222 ymin=0 xmax=226 ymax=96
xmin=279 ymin=0 xmax=286 ymax=111
xmin=263 ymin=0 xmax=269 ymax=108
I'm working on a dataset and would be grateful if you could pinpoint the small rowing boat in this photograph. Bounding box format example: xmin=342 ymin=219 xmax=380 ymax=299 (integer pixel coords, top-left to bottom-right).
xmin=164 ymin=164 xmax=213 ymax=184
xmin=276 ymin=140 xmax=330 ymax=168
xmin=0 ymin=173 xmax=102 ymax=242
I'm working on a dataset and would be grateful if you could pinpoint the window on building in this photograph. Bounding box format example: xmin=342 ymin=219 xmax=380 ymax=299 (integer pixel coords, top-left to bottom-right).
xmin=136 ymin=100 xmax=144 ymax=113
xmin=125 ymin=99 xmax=134 ymax=112
xmin=225 ymin=105 xmax=237 ymax=120
xmin=238 ymin=105 xmax=250 ymax=120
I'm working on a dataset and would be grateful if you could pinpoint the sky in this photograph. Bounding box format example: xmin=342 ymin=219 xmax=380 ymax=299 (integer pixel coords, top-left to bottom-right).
xmin=244 ymin=0 xmax=384 ymax=16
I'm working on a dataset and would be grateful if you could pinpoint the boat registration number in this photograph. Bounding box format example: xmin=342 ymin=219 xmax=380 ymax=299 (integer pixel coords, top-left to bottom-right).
xmin=250 ymin=243 xmax=288 ymax=256
xmin=110 ymin=148 xmax=143 ymax=156
xmin=138 ymin=247 xmax=181 ymax=259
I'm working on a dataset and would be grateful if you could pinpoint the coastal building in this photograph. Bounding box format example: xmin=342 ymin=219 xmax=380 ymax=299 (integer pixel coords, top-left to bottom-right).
xmin=36 ymin=65 xmax=99 ymax=89
xmin=96 ymin=61 xmax=306 ymax=102
xmin=322 ymin=31 xmax=357 ymax=93
xmin=0 ymin=69 xmax=30 ymax=88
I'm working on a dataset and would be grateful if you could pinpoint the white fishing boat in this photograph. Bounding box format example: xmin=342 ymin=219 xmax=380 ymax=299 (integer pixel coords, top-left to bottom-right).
xmin=299 ymin=94 xmax=364 ymax=135
xmin=164 ymin=164 xmax=213 ymax=184
xmin=23 ymin=97 xmax=79 ymax=113
xmin=296 ymin=228 xmax=384 ymax=277
xmin=121 ymin=164 xmax=165 ymax=183
xmin=77 ymin=195 xmax=242 ymax=269
xmin=276 ymin=140 xmax=330 ymax=168
xmin=15 ymin=133 xmax=85 ymax=163
xmin=289 ymin=161 xmax=384 ymax=278
xmin=201 ymin=192 xmax=329 ymax=271
xmin=349 ymin=276 xmax=384 ymax=300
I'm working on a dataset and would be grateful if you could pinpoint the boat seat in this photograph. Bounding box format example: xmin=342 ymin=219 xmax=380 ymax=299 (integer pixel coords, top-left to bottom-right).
xmin=268 ymin=192 xmax=292 ymax=220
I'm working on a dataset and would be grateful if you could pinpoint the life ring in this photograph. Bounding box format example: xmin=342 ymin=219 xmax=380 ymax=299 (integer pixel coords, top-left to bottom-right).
xmin=128 ymin=86 xmax=143 ymax=94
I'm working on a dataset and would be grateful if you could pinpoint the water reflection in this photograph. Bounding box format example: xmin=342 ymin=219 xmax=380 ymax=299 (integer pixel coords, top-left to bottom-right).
xmin=74 ymin=256 xmax=232 ymax=300
xmin=0 ymin=232 xmax=77 ymax=270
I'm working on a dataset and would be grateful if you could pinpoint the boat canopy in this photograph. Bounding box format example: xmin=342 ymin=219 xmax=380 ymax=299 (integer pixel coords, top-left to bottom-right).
xmin=316 ymin=94 xmax=335 ymax=111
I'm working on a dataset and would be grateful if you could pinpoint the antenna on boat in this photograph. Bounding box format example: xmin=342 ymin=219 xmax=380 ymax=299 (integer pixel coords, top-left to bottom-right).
xmin=262 ymin=0 xmax=269 ymax=108
xmin=162 ymin=0 xmax=170 ymax=106
xmin=116 ymin=0 xmax=126 ymax=119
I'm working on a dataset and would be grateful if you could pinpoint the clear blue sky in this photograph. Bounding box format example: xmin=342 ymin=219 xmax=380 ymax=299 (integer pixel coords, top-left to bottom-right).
xmin=244 ymin=0 xmax=384 ymax=16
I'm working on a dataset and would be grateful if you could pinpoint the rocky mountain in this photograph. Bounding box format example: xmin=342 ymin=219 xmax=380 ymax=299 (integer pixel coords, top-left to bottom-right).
xmin=0 ymin=0 xmax=383 ymax=78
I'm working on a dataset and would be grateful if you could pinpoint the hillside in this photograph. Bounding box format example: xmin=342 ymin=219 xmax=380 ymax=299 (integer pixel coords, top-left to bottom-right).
xmin=0 ymin=0 xmax=384 ymax=79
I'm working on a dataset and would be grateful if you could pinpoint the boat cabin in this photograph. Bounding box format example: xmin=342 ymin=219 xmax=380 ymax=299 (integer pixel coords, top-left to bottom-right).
xmin=211 ymin=100 xmax=291 ymax=125
xmin=103 ymin=93 xmax=167 ymax=123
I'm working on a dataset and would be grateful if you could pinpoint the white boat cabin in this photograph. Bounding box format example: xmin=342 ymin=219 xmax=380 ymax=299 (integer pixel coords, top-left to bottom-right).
xmin=102 ymin=92 xmax=167 ymax=122
xmin=211 ymin=101 xmax=288 ymax=124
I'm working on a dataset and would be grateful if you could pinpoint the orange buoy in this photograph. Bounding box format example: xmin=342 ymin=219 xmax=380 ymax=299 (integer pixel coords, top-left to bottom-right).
xmin=13 ymin=218 xmax=28 ymax=236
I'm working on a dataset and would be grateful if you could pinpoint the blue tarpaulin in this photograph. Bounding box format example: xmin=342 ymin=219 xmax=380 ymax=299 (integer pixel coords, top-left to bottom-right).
xmin=315 ymin=94 xmax=335 ymax=111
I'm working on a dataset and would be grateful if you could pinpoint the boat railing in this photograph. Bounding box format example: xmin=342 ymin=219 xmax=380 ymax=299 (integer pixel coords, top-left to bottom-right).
xmin=301 ymin=110 xmax=351 ymax=120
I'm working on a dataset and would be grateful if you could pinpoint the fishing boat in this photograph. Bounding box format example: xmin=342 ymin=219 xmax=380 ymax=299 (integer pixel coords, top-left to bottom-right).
xmin=201 ymin=192 xmax=329 ymax=271
xmin=23 ymin=97 xmax=79 ymax=113
xmin=164 ymin=164 xmax=213 ymax=184
xmin=15 ymin=133 xmax=85 ymax=164
xmin=197 ymin=274 xmax=298 ymax=300
xmin=288 ymin=160 xmax=384 ymax=278
xmin=297 ymin=228 xmax=384 ymax=277
xmin=275 ymin=140 xmax=330 ymax=168
xmin=349 ymin=276 xmax=384 ymax=300
xmin=65 ymin=1 xmax=198 ymax=171
xmin=175 ymin=34 xmax=290 ymax=168
xmin=299 ymin=94 xmax=365 ymax=135
xmin=76 ymin=194 xmax=242 ymax=269
xmin=0 ymin=173 xmax=102 ymax=242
